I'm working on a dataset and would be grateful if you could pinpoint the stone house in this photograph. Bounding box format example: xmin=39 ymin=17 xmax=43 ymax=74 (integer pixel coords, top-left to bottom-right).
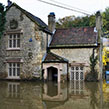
xmin=42 ymin=12 xmax=102 ymax=82
xmin=0 ymin=2 xmax=52 ymax=80
xmin=0 ymin=1 xmax=102 ymax=82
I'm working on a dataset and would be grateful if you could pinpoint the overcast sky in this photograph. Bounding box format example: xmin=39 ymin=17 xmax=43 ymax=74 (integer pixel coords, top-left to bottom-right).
xmin=1 ymin=0 xmax=109 ymax=24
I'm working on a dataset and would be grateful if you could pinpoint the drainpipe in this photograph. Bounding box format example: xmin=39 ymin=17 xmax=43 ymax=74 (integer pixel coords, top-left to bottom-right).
xmin=96 ymin=11 xmax=103 ymax=81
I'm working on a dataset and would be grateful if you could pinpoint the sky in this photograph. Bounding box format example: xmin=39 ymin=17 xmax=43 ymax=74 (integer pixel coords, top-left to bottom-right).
xmin=0 ymin=0 xmax=109 ymax=24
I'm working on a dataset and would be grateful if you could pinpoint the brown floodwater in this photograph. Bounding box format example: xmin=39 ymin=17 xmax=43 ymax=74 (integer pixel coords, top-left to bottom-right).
xmin=0 ymin=81 xmax=109 ymax=109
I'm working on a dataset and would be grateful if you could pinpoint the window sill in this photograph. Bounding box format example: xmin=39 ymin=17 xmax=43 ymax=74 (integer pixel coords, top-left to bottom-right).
xmin=6 ymin=48 xmax=21 ymax=51
xmin=6 ymin=77 xmax=20 ymax=79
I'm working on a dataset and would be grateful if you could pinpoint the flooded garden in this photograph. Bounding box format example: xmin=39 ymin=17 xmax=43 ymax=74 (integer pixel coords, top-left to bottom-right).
xmin=0 ymin=81 xmax=109 ymax=109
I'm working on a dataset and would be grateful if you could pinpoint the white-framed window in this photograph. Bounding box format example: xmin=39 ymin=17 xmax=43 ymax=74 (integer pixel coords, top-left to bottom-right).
xmin=8 ymin=34 xmax=20 ymax=49
xmin=8 ymin=63 xmax=20 ymax=79
xmin=71 ymin=66 xmax=84 ymax=80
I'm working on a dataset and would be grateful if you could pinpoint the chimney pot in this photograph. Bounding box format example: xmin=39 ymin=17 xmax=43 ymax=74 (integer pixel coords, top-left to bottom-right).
xmin=7 ymin=0 xmax=12 ymax=7
xmin=48 ymin=12 xmax=55 ymax=33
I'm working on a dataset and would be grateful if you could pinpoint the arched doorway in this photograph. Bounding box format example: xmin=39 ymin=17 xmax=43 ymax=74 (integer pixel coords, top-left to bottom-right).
xmin=47 ymin=67 xmax=58 ymax=82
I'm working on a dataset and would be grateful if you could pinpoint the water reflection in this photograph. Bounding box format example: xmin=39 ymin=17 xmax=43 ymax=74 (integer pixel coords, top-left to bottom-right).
xmin=42 ymin=82 xmax=68 ymax=109
xmin=0 ymin=81 xmax=109 ymax=109
xmin=103 ymin=80 xmax=109 ymax=108
xmin=0 ymin=81 xmax=43 ymax=109
xmin=69 ymin=81 xmax=85 ymax=95
xmin=7 ymin=82 xmax=20 ymax=98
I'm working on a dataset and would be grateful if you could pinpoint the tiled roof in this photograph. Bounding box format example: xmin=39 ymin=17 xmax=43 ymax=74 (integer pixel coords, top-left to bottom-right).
xmin=50 ymin=27 xmax=98 ymax=47
xmin=42 ymin=52 xmax=68 ymax=63
xmin=6 ymin=3 xmax=51 ymax=34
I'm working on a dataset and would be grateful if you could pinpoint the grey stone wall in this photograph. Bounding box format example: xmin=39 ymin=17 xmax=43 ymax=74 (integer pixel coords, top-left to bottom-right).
xmin=51 ymin=48 xmax=93 ymax=64
xmin=0 ymin=6 xmax=49 ymax=79
xmin=50 ymin=48 xmax=99 ymax=79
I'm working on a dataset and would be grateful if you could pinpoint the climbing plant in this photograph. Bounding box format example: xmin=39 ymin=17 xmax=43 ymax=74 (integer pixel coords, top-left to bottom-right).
xmin=85 ymin=51 xmax=98 ymax=82
xmin=0 ymin=3 xmax=6 ymax=39
xmin=90 ymin=53 xmax=98 ymax=74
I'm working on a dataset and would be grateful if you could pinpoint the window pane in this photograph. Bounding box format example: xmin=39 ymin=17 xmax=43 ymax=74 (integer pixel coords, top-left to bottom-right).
xmin=13 ymin=68 xmax=16 ymax=76
xmin=17 ymin=68 xmax=20 ymax=76
xmin=17 ymin=39 xmax=20 ymax=47
xmin=72 ymin=72 xmax=74 ymax=80
xmin=13 ymin=63 xmax=16 ymax=67
xmin=17 ymin=63 xmax=20 ymax=67
xmin=13 ymin=39 xmax=16 ymax=47
xmin=76 ymin=67 xmax=79 ymax=70
xmin=9 ymin=68 xmax=12 ymax=76
xmin=80 ymin=72 xmax=83 ymax=80
xmin=9 ymin=35 xmax=12 ymax=39
xmin=17 ymin=34 xmax=20 ymax=39
xmin=71 ymin=67 xmax=74 ymax=70
xmin=80 ymin=66 xmax=83 ymax=70
xmin=76 ymin=72 xmax=79 ymax=80
xmin=13 ymin=34 xmax=16 ymax=39
xmin=9 ymin=40 xmax=12 ymax=48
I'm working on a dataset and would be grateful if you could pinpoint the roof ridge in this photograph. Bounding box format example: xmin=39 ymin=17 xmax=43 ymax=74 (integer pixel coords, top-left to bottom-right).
xmin=56 ymin=27 xmax=94 ymax=30
xmin=42 ymin=52 xmax=68 ymax=63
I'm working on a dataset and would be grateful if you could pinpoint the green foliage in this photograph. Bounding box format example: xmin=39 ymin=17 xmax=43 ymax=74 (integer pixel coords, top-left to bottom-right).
xmin=56 ymin=15 xmax=95 ymax=28
xmin=56 ymin=8 xmax=109 ymax=33
xmin=90 ymin=53 xmax=98 ymax=73
xmin=0 ymin=3 xmax=6 ymax=39
xmin=102 ymin=8 xmax=109 ymax=32
xmin=85 ymin=52 xmax=98 ymax=82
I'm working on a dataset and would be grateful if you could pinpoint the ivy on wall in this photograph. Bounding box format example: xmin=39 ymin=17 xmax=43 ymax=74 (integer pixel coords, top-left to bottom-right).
xmin=0 ymin=3 xmax=6 ymax=39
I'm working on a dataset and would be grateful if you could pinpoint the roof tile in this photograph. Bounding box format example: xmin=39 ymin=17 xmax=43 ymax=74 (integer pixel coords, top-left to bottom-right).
xmin=50 ymin=27 xmax=98 ymax=47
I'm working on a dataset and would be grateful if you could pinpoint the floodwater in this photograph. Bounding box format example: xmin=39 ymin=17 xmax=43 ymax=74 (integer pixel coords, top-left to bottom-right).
xmin=0 ymin=81 xmax=109 ymax=109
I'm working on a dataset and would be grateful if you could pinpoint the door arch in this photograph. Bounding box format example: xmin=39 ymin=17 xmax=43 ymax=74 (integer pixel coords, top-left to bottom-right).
xmin=47 ymin=67 xmax=58 ymax=82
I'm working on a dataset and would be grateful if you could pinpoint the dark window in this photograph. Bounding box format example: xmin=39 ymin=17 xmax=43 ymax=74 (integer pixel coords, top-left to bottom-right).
xmin=80 ymin=72 xmax=83 ymax=80
xmin=8 ymin=63 xmax=20 ymax=77
xmin=76 ymin=67 xmax=79 ymax=70
xmin=76 ymin=72 xmax=79 ymax=80
xmin=80 ymin=66 xmax=83 ymax=70
xmin=8 ymin=34 xmax=20 ymax=48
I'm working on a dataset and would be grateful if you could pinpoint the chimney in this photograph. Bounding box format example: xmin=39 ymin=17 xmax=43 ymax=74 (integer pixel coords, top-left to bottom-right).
xmin=48 ymin=12 xmax=55 ymax=33
xmin=7 ymin=0 xmax=12 ymax=7
xmin=96 ymin=11 xmax=102 ymax=42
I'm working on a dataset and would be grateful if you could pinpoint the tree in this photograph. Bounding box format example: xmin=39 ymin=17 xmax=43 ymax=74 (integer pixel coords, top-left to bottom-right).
xmin=56 ymin=8 xmax=109 ymax=33
xmin=56 ymin=15 xmax=95 ymax=28
xmin=0 ymin=3 xmax=5 ymax=39
xmin=102 ymin=8 xmax=109 ymax=32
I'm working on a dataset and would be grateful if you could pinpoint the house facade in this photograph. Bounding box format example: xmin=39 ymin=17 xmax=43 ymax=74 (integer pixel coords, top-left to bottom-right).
xmin=42 ymin=12 xmax=102 ymax=82
xmin=0 ymin=2 xmax=52 ymax=80
xmin=42 ymin=27 xmax=100 ymax=82
xmin=0 ymin=2 xmax=102 ymax=82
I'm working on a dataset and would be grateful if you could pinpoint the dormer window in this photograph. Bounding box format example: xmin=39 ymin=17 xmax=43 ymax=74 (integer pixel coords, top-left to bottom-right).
xmin=8 ymin=33 xmax=20 ymax=49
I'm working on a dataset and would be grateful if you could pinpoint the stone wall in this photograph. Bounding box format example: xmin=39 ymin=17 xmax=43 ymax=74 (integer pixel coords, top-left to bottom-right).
xmin=50 ymin=48 xmax=99 ymax=79
xmin=51 ymin=48 xmax=93 ymax=64
xmin=0 ymin=5 xmax=49 ymax=79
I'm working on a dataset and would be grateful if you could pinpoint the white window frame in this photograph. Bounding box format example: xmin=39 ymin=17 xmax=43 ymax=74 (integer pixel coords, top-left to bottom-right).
xmin=8 ymin=34 xmax=20 ymax=49
xmin=71 ymin=66 xmax=84 ymax=81
xmin=8 ymin=63 xmax=20 ymax=79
